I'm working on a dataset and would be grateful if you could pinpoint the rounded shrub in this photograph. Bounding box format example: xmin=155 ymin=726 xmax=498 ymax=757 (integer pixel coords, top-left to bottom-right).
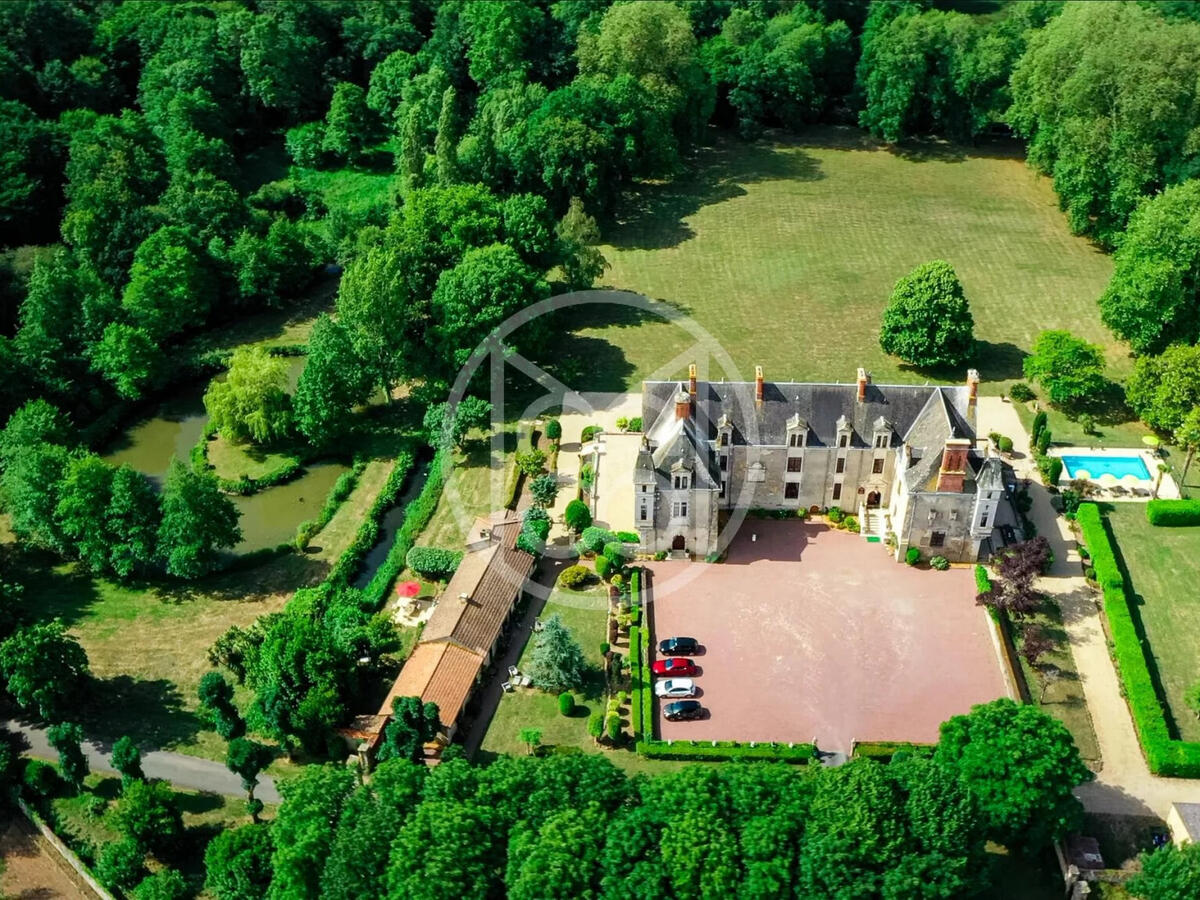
xmin=605 ymin=714 xmax=621 ymax=742
xmin=654 ymin=550 xmax=668 ymax=561
xmin=602 ymin=542 xmax=626 ymax=567
xmin=564 ymin=499 xmax=592 ymax=533
xmin=581 ymin=425 xmax=603 ymax=442
xmin=998 ymin=436 xmax=1014 ymax=454
xmin=404 ymin=546 xmax=464 ymax=579
xmin=557 ymin=564 xmax=594 ymax=589
xmin=827 ymin=506 xmax=845 ymax=524
xmin=844 ymin=515 xmax=860 ymax=534
xmin=22 ymin=759 xmax=60 ymax=798
xmin=595 ymin=554 xmax=613 ymax=580
xmin=600 ymin=641 xmax=611 ymax=656
xmin=558 ymin=692 xmax=574 ymax=716
xmin=580 ymin=526 xmax=615 ymax=554
xmin=1009 ymin=382 xmax=1036 ymax=403
xmin=930 ymin=555 xmax=950 ymax=571
xmin=544 ymin=419 xmax=561 ymax=441
xmin=615 ymin=531 xmax=639 ymax=543
xmin=905 ymin=547 xmax=921 ymax=566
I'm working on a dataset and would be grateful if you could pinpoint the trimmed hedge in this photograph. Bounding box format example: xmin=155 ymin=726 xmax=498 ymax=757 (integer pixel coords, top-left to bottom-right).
xmin=1079 ymin=502 xmax=1200 ymax=777
xmin=852 ymin=741 xmax=934 ymax=761
xmin=329 ymin=451 xmax=417 ymax=587
xmin=1075 ymin=503 xmax=1121 ymax=589
xmin=361 ymin=449 xmax=450 ymax=609
xmin=295 ymin=465 xmax=363 ymax=548
xmin=580 ymin=527 xmax=615 ymax=554
xmin=974 ymin=564 xmax=992 ymax=596
xmin=404 ymin=546 xmax=463 ymax=579
xmin=636 ymin=739 xmax=816 ymax=763
xmin=1146 ymin=499 xmax=1200 ymax=527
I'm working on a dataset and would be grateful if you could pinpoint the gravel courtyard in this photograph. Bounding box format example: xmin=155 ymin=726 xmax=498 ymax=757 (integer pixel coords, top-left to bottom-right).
xmin=646 ymin=521 xmax=1010 ymax=751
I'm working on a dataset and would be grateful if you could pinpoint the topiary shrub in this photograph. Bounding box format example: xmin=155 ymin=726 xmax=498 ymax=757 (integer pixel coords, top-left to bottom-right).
xmin=557 ymin=565 xmax=594 ymax=589
xmin=615 ymin=531 xmax=639 ymax=544
xmin=654 ymin=550 xmax=668 ymax=561
xmin=605 ymin=714 xmax=621 ymax=742
xmin=905 ymin=547 xmax=921 ymax=566
xmin=581 ymin=425 xmax=603 ymax=443
xmin=1146 ymin=499 xmax=1200 ymax=527
xmin=1009 ymin=383 xmax=1035 ymax=403
xmin=998 ymin=436 xmax=1014 ymax=454
xmin=1037 ymin=454 xmax=1063 ymax=485
xmin=595 ymin=554 xmax=613 ymax=580
xmin=628 ymin=417 xmax=642 ymax=432
xmin=1031 ymin=409 xmax=1048 ymax=444
xmin=404 ymin=546 xmax=464 ymax=579
xmin=579 ymin=527 xmax=615 ymax=554
xmin=844 ymin=515 xmax=860 ymax=534
xmin=1035 ymin=427 xmax=1052 ymax=455
xmin=545 ymin=419 xmax=561 ymax=441
xmin=930 ymin=555 xmax=950 ymax=571
xmin=827 ymin=506 xmax=845 ymax=524
xmin=602 ymin=542 xmax=626 ymax=567
xmin=564 ymin=499 xmax=592 ymax=532
xmin=558 ymin=692 xmax=574 ymax=716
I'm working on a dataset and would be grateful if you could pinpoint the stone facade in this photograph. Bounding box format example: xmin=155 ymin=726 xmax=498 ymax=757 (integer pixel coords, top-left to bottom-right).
xmin=635 ymin=366 xmax=1003 ymax=563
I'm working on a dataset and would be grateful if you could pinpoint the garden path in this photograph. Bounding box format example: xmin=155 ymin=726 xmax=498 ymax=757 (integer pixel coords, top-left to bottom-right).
xmin=978 ymin=397 xmax=1200 ymax=819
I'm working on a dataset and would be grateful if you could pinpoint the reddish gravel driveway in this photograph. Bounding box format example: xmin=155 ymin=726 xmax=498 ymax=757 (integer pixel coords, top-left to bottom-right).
xmin=646 ymin=522 xmax=1009 ymax=751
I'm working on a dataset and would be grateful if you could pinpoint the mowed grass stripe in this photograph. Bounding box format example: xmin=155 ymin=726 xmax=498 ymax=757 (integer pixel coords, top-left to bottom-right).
xmin=583 ymin=128 xmax=1115 ymax=390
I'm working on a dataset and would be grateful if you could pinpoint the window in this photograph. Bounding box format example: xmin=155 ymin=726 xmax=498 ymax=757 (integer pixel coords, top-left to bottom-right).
xmin=835 ymin=457 xmax=845 ymax=474
xmin=719 ymin=480 xmax=726 ymax=498
xmin=832 ymin=483 xmax=842 ymax=501
xmin=979 ymin=511 xmax=990 ymax=529
xmin=789 ymin=433 xmax=803 ymax=448
xmin=839 ymin=434 xmax=849 ymax=448
xmin=671 ymin=501 xmax=688 ymax=518
xmin=787 ymin=456 xmax=802 ymax=473
xmin=719 ymin=432 xmax=729 ymax=447
xmin=639 ymin=504 xmax=649 ymax=522
xmin=784 ymin=482 xmax=799 ymax=500
xmin=720 ymin=455 xmax=728 ymax=471
xmin=673 ymin=474 xmax=689 ymax=490
xmin=875 ymin=434 xmax=888 ymax=448
xmin=930 ymin=531 xmax=945 ymax=547
xmin=872 ymin=458 xmax=885 ymax=474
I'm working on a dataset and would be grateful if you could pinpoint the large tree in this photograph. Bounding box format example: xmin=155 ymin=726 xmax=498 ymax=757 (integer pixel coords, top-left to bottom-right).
xmin=293 ymin=315 xmax=373 ymax=447
xmin=0 ymin=620 xmax=89 ymax=722
xmin=376 ymin=696 xmax=441 ymax=764
xmin=47 ymin=721 xmax=89 ymax=791
xmin=203 ymin=347 xmax=293 ymax=446
xmin=54 ymin=452 xmax=114 ymax=572
xmin=1099 ymin=179 xmax=1200 ymax=354
xmin=205 ymin=823 xmax=274 ymax=900
xmin=878 ymin=260 xmax=974 ymax=368
xmin=1126 ymin=344 xmax=1200 ymax=434
xmin=323 ymin=81 xmax=379 ymax=164
xmin=121 ymin=225 xmax=216 ymax=341
xmin=267 ymin=764 xmax=357 ymax=900
xmin=1022 ymin=330 xmax=1107 ymax=409
xmin=525 ymin=613 xmax=587 ymax=693
xmin=157 ymin=457 xmax=242 ymax=579
xmin=105 ymin=465 xmax=161 ymax=579
xmin=1128 ymin=841 xmax=1200 ymax=900
xmin=934 ymin=698 xmax=1091 ymax=849
xmin=1009 ymin=2 xmax=1200 ymax=246
xmin=115 ymin=778 xmax=184 ymax=856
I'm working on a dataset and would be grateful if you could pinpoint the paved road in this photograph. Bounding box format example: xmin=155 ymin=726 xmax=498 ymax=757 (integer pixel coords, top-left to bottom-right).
xmin=978 ymin=397 xmax=1200 ymax=820
xmin=7 ymin=722 xmax=281 ymax=804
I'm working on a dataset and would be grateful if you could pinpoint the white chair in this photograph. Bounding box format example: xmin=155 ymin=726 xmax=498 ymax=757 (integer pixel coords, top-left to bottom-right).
xmin=519 ymin=674 xmax=532 ymax=687
xmin=508 ymin=665 xmax=519 ymax=677
xmin=502 ymin=681 xmax=514 ymax=693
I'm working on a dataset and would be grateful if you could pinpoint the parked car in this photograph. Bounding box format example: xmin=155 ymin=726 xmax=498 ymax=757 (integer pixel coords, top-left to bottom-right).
xmin=663 ymin=700 xmax=703 ymax=721
xmin=654 ymin=678 xmax=696 ymax=698
xmin=651 ymin=658 xmax=697 ymax=677
xmin=658 ymin=636 xmax=698 ymax=655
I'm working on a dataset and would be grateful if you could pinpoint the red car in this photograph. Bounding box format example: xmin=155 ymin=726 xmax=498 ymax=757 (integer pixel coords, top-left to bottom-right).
xmin=652 ymin=657 xmax=697 ymax=677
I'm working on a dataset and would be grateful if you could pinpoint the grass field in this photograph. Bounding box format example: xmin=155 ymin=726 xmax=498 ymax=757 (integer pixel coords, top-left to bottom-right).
xmin=207 ymin=434 xmax=298 ymax=482
xmin=1107 ymin=505 xmax=1200 ymax=742
xmin=418 ymin=426 xmax=518 ymax=550
xmin=564 ymin=127 xmax=1118 ymax=395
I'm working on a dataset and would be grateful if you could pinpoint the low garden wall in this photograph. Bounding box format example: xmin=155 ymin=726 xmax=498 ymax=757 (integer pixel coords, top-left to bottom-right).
xmin=1077 ymin=502 xmax=1200 ymax=776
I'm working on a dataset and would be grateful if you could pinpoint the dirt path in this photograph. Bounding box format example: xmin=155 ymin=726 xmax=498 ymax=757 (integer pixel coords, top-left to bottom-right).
xmin=979 ymin=397 xmax=1200 ymax=818
xmin=0 ymin=815 xmax=97 ymax=899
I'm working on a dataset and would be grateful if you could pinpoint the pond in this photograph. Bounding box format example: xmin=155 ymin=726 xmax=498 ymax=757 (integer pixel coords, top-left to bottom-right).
xmin=101 ymin=366 xmax=350 ymax=555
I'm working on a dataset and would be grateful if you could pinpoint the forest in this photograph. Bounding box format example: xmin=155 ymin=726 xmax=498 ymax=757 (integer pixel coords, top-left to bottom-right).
xmin=4 ymin=1 xmax=1200 ymax=897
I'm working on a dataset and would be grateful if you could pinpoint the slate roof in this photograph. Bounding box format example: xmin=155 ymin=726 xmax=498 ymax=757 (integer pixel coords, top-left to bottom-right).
xmin=642 ymin=378 xmax=974 ymax=450
xmin=421 ymin=520 xmax=534 ymax=656
xmin=1173 ymin=802 xmax=1200 ymax=840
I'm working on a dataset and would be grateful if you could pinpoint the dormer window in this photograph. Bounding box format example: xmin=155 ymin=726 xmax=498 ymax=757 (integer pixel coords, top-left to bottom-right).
xmin=836 ymin=414 xmax=852 ymax=449
xmin=673 ymin=474 xmax=690 ymax=490
xmin=786 ymin=414 xmax=807 ymax=449
xmin=872 ymin=417 xmax=892 ymax=450
xmin=839 ymin=434 xmax=850 ymax=448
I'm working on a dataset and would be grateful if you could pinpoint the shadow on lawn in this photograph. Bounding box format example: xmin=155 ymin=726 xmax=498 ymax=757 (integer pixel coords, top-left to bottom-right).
xmin=607 ymin=136 xmax=825 ymax=251
xmin=82 ymin=675 xmax=204 ymax=751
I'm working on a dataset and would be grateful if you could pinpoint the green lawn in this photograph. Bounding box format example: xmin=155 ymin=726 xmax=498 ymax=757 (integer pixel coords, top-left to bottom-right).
xmin=1011 ymin=399 xmax=1149 ymax=452
xmin=560 ymin=128 xmax=1118 ymax=395
xmin=418 ymin=426 xmax=518 ymax=550
xmin=207 ymin=434 xmax=298 ymax=482
xmin=1013 ymin=603 xmax=1101 ymax=765
xmin=1107 ymin=505 xmax=1200 ymax=742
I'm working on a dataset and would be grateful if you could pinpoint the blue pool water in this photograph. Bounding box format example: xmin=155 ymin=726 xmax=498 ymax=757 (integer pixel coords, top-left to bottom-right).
xmin=1060 ymin=455 xmax=1151 ymax=480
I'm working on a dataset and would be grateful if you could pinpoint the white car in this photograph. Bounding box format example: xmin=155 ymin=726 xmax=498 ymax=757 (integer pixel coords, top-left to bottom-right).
xmin=654 ymin=678 xmax=697 ymax=699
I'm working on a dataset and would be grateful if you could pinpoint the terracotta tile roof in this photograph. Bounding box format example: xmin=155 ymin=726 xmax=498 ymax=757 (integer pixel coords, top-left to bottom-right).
xmin=420 ymin=521 xmax=534 ymax=656
xmin=377 ymin=641 xmax=483 ymax=730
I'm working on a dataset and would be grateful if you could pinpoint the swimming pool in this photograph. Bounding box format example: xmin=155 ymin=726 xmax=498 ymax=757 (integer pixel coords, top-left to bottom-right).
xmin=1060 ymin=455 xmax=1151 ymax=480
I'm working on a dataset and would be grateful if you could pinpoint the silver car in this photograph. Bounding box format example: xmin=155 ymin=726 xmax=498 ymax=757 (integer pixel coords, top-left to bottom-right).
xmin=654 ymin=678 xmax=697 ymax=699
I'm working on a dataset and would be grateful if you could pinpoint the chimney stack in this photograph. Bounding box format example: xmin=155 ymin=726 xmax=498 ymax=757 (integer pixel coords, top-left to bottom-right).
xmin=967 ymin=368 xmax=980 ymax=405
xmin=755 ymin=366 xmax=764 ymax=405
xmin=936 ymin=438 xmax=971 ymax=492
xmin=688 ymin=363 xmax=697 ymax=399
xmin=674 ymin=387 xmax=691 ymax=421
xmin=857 ymin=367 xmax=870 ymax=403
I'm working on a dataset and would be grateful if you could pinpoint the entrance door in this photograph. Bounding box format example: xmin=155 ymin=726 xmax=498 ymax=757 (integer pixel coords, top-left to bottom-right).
xmin=671 ymin=534 xmax=686 ymax=551
xmin=867 ymin=490 xmax=881 ymax=508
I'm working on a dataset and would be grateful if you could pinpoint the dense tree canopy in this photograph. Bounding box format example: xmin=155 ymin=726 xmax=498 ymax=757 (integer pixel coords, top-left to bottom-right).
xmin=1125 ymin=344 xmax=1200 ymax=434
xmin=157 ymin=457 xmax=242 ymax=578
xmin=203 ymin=347 xmax=293 ymax=446
xmin=878 ymin=260 xmax=974 ymax=368
xmin=1022 ymin=330 xmax=1108 ymax=410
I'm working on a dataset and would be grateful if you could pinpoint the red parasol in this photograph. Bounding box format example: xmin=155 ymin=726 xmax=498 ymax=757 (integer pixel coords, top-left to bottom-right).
xmin=396 ymin=580 xmax=421 ymax=598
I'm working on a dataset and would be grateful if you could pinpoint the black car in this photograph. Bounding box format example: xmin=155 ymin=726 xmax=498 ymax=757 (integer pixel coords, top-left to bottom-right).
xmin=658 ymin=636 xmax=698 ymax=655
xmin=664 ymin=700 xmax=703 ymax=721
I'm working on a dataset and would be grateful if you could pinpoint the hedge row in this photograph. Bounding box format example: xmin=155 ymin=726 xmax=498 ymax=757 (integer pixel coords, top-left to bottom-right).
xmin=361 ymin=449 xmax=450 ymax=609
xmin=636 ymin=739 xmax=816 ymax=763
xmin=295 ymin=465 xmax=364 ymax=548
xmin=329 ymin=451 xmax=416 ymax=587
xmin=851 ymin=741 xmax=935 ymax=761
xmin=630 ymin=570 xmax=654 ymax=743
xmin=1146 ymin=499 xmax=1200 ymax=527
xmin=405 ymin=545 xmax=463 ymax=580
xmin=1075 ymin=503 xmax=1122 ymax=589
xmin=974 ymin=564 xmax=991 ymax=596
xmin=219 ymin=459 xmax=305 ymax=495
xmin=1079 ymin=502 xmax=1200 ymax=776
